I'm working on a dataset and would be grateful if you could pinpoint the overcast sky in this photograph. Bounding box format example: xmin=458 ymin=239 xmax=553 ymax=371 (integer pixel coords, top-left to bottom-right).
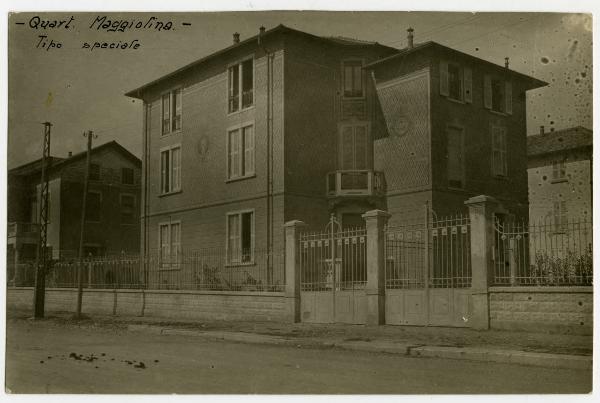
xmin=7 ymin=11 xmax=592 ymax=168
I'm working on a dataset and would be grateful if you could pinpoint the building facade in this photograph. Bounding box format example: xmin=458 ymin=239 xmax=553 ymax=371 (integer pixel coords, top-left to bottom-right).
xmin=7 ymin=141 xmax=142 ymax=281
xmin=527 ymin=126 xmax=592 ymax=225
xmin=126 ymin=25 xmax=545 ymax=271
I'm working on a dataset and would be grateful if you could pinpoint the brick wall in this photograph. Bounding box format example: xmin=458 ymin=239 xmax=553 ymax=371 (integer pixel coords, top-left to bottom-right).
xmin=7 ymin=287 xmax=288 ymax=322
xmin=489 ymin=287 xmax=593 ymax=334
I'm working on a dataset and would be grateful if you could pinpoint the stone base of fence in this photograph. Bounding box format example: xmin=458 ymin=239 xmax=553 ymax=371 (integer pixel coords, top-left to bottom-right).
xmin=7 ymin=287 xmax=288 ymax=323
xmin=489 ymin=286 xmax=593 ymax=335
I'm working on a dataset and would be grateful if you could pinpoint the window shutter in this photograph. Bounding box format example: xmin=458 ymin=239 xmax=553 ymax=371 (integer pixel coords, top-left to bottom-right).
xmin=483 ymin=75 xmax=492 ymax=109
xmin=463 ymin=68 xmax=472 ymax=103
xmin=504 ymin=81 xmax=512 ymax=114
xmin=439 ymin=61 xmax=449 ymax=96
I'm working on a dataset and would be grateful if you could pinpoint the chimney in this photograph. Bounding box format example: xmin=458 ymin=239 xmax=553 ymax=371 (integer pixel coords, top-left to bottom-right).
xmin=68 ymin=151 xmax=73 ymax=157
xmin=505 ymin=57 xmax=510 ymax=69
xmin=407 ymin=27 xmax=414 ymax=49
xmin=233 ymin=32 xmax=240 ymax=44
xmin=539 ymin=125 xmax=545 ymax=135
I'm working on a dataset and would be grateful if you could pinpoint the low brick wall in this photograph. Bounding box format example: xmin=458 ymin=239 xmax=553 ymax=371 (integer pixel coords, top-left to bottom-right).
xmin=7 ymin=287 xmax=288 ymax=322
xmin=489 ymin=287 xmax=593 ymax=335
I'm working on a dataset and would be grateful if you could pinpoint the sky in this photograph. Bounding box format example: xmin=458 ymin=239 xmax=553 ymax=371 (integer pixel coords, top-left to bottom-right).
xmin=7 ymin=11 xmax=593 ymax=168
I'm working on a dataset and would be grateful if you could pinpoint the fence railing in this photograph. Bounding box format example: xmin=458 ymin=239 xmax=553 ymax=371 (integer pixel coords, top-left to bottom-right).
xmin=493 ymin=217 xmax=593 ymax=286
xmin=299 ymin=227 xmax=367 ymax=291
xmin=385 ymin=212 xmax=471 ymax=289
xmin=7 ymin=248 xmax=286 ymax=292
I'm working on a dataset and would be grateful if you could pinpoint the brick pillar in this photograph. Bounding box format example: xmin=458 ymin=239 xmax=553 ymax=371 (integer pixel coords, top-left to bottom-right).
xmin=362 ymin=209 xmax=390 ymax=325
xmin=284 ymin=220 xmax=306 ymax=323
xmin=464 ymin=195 xmax=502 ymax=330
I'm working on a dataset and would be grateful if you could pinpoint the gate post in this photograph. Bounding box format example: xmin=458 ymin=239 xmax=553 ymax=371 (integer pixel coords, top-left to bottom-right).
xmin=362 ymin=210 xmax=390 ymax=325
xmin=284 ymin=220 xmax=306 ymax=323
xmin=464 ymin=195 xmax=502 ymax=330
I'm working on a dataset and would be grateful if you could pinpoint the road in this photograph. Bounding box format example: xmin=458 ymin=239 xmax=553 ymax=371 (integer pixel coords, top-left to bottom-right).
xmin=5 ymin=319 xmax=592 ymax=394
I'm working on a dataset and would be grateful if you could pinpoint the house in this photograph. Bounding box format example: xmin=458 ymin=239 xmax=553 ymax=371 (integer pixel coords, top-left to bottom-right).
xmin=125 ymin=25 xmax=546 ymax=277
xmin=7 ymin=141 xmax=142 ymax=284
xmin=527 ymin=126 xmax=592 ymax=226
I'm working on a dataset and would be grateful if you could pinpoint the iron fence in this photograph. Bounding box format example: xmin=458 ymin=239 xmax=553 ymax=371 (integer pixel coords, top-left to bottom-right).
xmin=385 ymin=212 xmax=472 ymax=289
xmin=7 ymin=248 xmax=286 ymax=292
xmin=494 ymin=216 xmax=593 ymax=286
xmin=299 ymin=226 xmax=367 ymax=291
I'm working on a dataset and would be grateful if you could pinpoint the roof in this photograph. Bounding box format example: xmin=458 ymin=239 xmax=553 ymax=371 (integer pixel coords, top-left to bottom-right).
xmin=9 ymin=140 xmax=141 ymax=177
xmin=365 ymin=41 xmax=547 ymax=89
xmin=527 ymin=126 xmax=593 ymax=157
xmin=125 ymin=24 xmax=396 ymax=98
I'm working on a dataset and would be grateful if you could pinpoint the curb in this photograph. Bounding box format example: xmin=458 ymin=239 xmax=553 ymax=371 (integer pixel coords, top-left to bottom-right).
xmin=127 ymin=324 xmax=592 ymax=370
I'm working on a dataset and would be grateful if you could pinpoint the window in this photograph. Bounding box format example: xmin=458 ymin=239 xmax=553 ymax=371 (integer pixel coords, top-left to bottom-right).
xmin=552 ymin=160 xmax=567 ymax=181
xmin=159 ymin=222 xmax=181 ymax=269
xmin=120 ymin=194 xmax=135 ymax=225
xmin=484 ymin=75 xmax=512 ymax=114
xmin=553 ymin=201 xmax=568 ymax=232
xmin=227 ymin=124 xmax=254 ymax=179
xmin=160 ymin=146 xmax=181 ymax=194
xmin=340 ymin=124 xmax=369 ymax=170
xmin=85 ymin=191 xmax=101 ymax=222
xmin=491 ymin=126 xmax=508 ymax=177
xmin=227 ymin=211 xmax=254 ymax=264
xmin=161 ymin=88 xmax=182 ymax=135
xmin=439 ymin=61 xmax=472 ymax=103
xmin=121 ymin=167 xmax=134 ymax=185
xmin=343 ymin=60 xmax=364 ymax=98
xmin=447 ymin=126 xmax=465 ymax=188
xmin=228 ymin=59 xmax=254 ymax=113
xmin=89 ymin=163 xmax=100 ymax=181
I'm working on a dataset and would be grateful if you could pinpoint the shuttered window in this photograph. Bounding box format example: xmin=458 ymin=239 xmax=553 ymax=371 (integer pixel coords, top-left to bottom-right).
xmin=447 ymin=126 xmax=464 ymax=188
xmin=159 ymin=222 xmax=181 ymax=269
xmin=340 ymin=124 xmax=369 ymax=170
xmin=161 ymin=89 xmax=183 ymax=135
xmin=439 ymin=61 xmax=471 ymax=103
xmin=228 ymin=59 xmax=254 ymax=113
xmin=160 ymin=145 xmax=182 ymax=194
xmin=491 ymin=126 xmax=508 ymax=177
xmin=228 ymin=124 xmax=254 ymax=180
xmin=343 ymin=60 xmax=364 ymax=98
xmin=484 ymin=75 xmax=512 ymax=114
xmin=227 ymin=211 xmax=254 ymax=264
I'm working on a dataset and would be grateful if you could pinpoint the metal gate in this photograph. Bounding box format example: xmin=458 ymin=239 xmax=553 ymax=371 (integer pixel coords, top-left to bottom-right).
xmin=384 ymin=208 xmax=472 ymax=327
xmin=299 ymin=215 xmax=367 ymax=324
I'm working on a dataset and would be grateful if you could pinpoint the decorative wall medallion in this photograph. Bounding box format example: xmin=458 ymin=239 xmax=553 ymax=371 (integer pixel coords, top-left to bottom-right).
xmin=197 ymin=135 xmax=210 ymax=161
xmin=393 ymin=115 xmax=411 ymax=137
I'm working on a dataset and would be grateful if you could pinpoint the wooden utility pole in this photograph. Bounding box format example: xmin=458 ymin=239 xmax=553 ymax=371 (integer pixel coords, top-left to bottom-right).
xmin=33 ymin=122 xmax=52 ymax=318
xmin=76 ymin=131 xmax=95 ymax=318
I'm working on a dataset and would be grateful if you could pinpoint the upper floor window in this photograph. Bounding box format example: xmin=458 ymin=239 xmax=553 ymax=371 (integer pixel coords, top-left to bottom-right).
xmin=227 ymin=210 xmax=254 ymax=264
xmin=343 ymin=60 xmax=364 ymax=98
xmin=228 ymin=59 xmax=254 ymax=113
xmin=121 ymin=167 xmax=134 ymax=185
xmin=160 ymin=145 xmax=181 ymax=194
xmin=552 ymin=160 xmax=567 ymax=182
xmin=85 ymin=191 xmax=101 ymax=223
xmin=447 ymin=126 xmax=465 ymax=188
xmin=162 ymin=88 xmax=182 ymax=135
xmin=491 ymin=125 xmax=508 ymax=177
xmin=440 ymin=61 xmax=472 ymax=103
xmin=340 ymin=123 xmax=369 ymax=170
xmin=484 ymin=75 xmax=512 ymax=114
xmin=120 ymin=194 xmax=135 ymax=225
xmin=89 ymin=163 xmax=100 ymax=181
xmin=227 ymin=124 xmax=254 ymax=180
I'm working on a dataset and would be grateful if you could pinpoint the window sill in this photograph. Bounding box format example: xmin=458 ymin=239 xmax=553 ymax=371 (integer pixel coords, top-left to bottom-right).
xmin=492 ymin=174 xmax=509 ymax=181
xmin=226 ymin=174 xmax=256 ymax=183
xmin=227 ymin=105 xmax=255 ymax=117
xmin=159 ymin=190 xmax=182 ymax=197
xmin=488 ymin=109 xmax=508 ymax=117
xmin=160 ymin=129 xmax=183 ymax=138
xmin=446 ymin=97 xmax=466 ymax=105
xmin=342 ymin=95 xmax=366 ymax=101
xmin=447 ymin=185 xmax=466 ymax=192
xmin=225 ymin=261 xmax=256 ymax=268
xmin=158 ymin=266 xmax=182 ymax=272
xmin=550 ymin=178 xmax=568 ymax=184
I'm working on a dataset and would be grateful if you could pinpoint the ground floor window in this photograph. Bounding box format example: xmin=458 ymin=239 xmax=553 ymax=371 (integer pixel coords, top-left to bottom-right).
xmin=227 ymin=210 xmax=254 ymax=264
xmin=159 ymin=222 xmax=181 ymax=269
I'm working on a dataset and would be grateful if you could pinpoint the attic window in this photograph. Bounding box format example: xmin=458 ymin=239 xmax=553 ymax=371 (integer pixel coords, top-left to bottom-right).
xmin=439 ymin=61 xmax=472 ymax=103
xmin=89 ymin=163 xmax=100 ymax=181
xmin=484 ymin=75 xmax=512 ymax=114
xmin=228 ymin=58 xmax=254 ymax=113
xmin=343 ymin=60 xmax=364 ymax=98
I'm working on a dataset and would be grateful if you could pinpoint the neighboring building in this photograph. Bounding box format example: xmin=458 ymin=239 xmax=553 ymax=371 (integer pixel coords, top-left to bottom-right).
xmin=125 ymin=25 xmax=546 ymax=268
xmin=7 ymin=141 xmax=142 ymax=279
xmin=527 ymin=126 xmax=593 ymax=226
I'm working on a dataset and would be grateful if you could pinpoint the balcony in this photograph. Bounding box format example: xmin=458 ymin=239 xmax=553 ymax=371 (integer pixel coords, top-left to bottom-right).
xmin=7 ymin=222 xmax=40 ymax=245
xmin=326 ymin=170 xmax=386 ymax=198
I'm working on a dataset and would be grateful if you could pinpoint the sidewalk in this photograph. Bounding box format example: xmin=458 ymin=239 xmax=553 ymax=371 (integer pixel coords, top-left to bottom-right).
xmin=8 ymin=309 xmax=592 ymax=370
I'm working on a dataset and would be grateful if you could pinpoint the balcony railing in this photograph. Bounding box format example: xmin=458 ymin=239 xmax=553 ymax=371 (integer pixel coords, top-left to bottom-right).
xmin=326 ymin=170 xmax=385 ymax=197
xmin=7 ymin=222 xmax=40 ymax=239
